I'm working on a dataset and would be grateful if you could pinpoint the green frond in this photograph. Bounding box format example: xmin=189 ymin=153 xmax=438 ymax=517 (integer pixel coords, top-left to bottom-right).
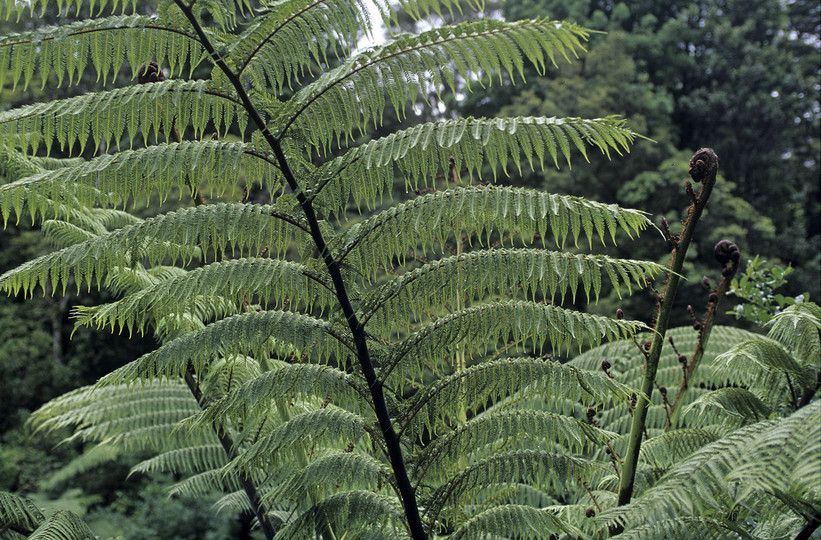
xmin=0 ymin=15 xmax=203 ymax=90
xmin=99 ymin=309 xmax=354 ymax=383
xmin=450 ymin=504 xmax=581 ymax=539
xmin=101 ymin=264 xmax=187 ymax=297
xmin=311 ymin=116 xmax=638 ymax=215
xmin=280 ymin=18 xmax=589 ymax=150
xmin=3 ymin=141 xmax=283 ymax=217
xmin=130 ymin=445 xmax=228 ymax=476
xmin=228 ymin=408 xmax=371 ymax=473
xmin=0 ymin=202 xmax=307 ymax=296
xmin=272 ymin=490 xmax=409 ymax=540
xmin=3 ymin=0 xmax=135 ymax=19
xmin=43 ymin=444 xmax=124 ymax=489
xmin=363 ymin=249 xmax=663 ymax=334
xmin=638 ymin=428 xmax=724 ymax=472
xmin=712 ymin=337 xmax=813 ymax=407
xmin=423 ymin=450 xmax=603 ymax=526
xmin=197 ymin=364 xmax=374 ymax=431
xmin=615 ymin=516 xmax=757 ymax=540
xmin=413 ymin=410 xmax=613 ymax=485
xmin=27 ymin=380 xmax=220 ymax=457
xmin=726 ymin=401 xmax=821 ymax=506
xmin=26 ymin=510 xmax=95 ymax=540
xmin=261 ymin=451 xmax=394 ymax=509
xmin=231 ymin=0 xmax=370 ymax=94
xmin=29 ymin=381 xmax=196 ymax=435
xmin=382 ymin=300 xmax=645 ymax=386
xmin=73 ymin=258 xmax=335 ymax=336
xmin=167 ymin=468 xmax=244 ymax=498
xmin=41 ymin=219 xmax=97 ymax=248
xmin=0 ymin=491 xmax=44 ymax=536
xmin=768 ymin=302 xmax=821 ymax=368
xmin=0 ymin=79 xmax=241 ymax=157
xmin=606 ymin=406 xmax=821 ymax=532
xmin=683 ymin=388 xmax=772 ymax=426
xmin=201 ymin=354 xmax=264 ymax=400
xmin=399 ymin=358 xmax=634 ymax=441
xmin=338 ymin=185 xmax=652 ymax=274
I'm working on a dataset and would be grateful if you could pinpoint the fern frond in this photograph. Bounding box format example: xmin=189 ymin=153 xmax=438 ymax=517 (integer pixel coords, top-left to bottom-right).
xmin=338 ymin=185 xmax=652 ymax=275
xmin=607 ymin=406 xmax=821 ymax=531
xmin=197 ymin=363 xmax=374 ymax=430
xmin=261 ymin=451 xmax=394 ymax=508
xmin=26 ymin=510 xmax=96 ymax=540
xmin=3 ymin=0 xmax=135 ymax=19
xmin=0 ymin=202 xmax=307 ymax=296
xmin=768 ymin=302 xmax=821 ymax=368
xmin=0 ymin=79 xmax=241 ymax=157
xmin=712 ymin=337 xmax=813 ymax=407
xmin=73 ymin=258 xmax=335 ymax=336
xmin=99 ymin=309 xmax=354 ymax=383
xmin=130 ymin=445 xmax=228 ymax=476
xmin=637 ymin=428 xmax=724 ymax=472
xmin=423 ymin=450 xmax=602 ymax=526
xmin=228 ymin=408 xmax=371 ymax=474
xmin=683 ymin=388 xmax=772 ymax=426
xmin=450 ymin=504 xmax=581 ymax=539
xmin=363 ymin=249 xmax=663 ymax=334
xmin=726 ymin=401 xmax=821 ymax=505
xmin=0 ymin=491 xmax=44 ymax=536
xmin=311 ymin=116 xmax=638 ymax=215
xmin=615 ymin=516 xmax=757 ymax=540
xmin=272 ymin=490 xmax=409 ymax=540
xmin=167 ymin=468 xmax=244 ymax=498
xmin=29 ymin=381 xmax=196 ymax=435
xmin=231 ymin=0 xmax=370 ymax=94
xmin=279 ymin=18 xmax=589 ymax=150
xmin=399 ymin=358 xmax=634 ymax=441
xmin=0 ymin=15 xmax=203 ymax=90
xmin=382 ymin=300 xmax=645 ymax=386
xmin=41 ymin=219 xmax=97 ymax=248
xmin=413 ymin=410 xmax=612 ymax=485
xmin=43 ymin=444 xmax=124 ymax=489
xmin=4 ymin=141 xmax=283 ymax=216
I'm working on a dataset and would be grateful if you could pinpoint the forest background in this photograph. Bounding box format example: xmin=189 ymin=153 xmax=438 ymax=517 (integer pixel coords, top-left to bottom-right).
xmin=0 ymin=0 xmax=818 ymax=537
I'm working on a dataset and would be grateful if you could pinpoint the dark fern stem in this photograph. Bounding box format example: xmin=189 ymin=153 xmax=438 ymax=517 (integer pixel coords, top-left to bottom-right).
xmin=171 ymin=2 xmax=427 ymax=537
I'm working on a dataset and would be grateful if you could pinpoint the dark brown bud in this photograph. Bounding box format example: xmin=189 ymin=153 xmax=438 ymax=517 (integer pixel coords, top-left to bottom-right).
xmin=644 ymin=340 xmax=652 ymax=352
xmin=601 ymin=359 xmax=612 ymax=372
xmin=688 ymin=148 xmax=719 ymax=183
xmin=616 ymin=308 xmax=624 ymax=320
xmin=659 ymin=385 xmax=667 ymax=396
xmin=702 ymin=276 xmax=711 ymax=288
xmin=693 ymin=321 xmax=702 ymax=331
xmin=678 ymin=354 xmax=687 ymax=364
xmin=586 ymin=507 xmax=596 ymax=518
xmin=714 ymin=240 xmax=739 ymax=266
xmin=708 ymin=292 xmax=718 ymax=304
xmin=605 ymin=446 xmax=612 ymax=454
xmin=137 ymin=60 xmax=165 ymax=84
xmin=586 ymin=407 xmax=597 ymax=421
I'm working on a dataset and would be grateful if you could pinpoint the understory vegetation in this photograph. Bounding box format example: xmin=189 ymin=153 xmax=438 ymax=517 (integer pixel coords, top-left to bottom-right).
xmin=0 ymin=0 xmax=818 ymax=538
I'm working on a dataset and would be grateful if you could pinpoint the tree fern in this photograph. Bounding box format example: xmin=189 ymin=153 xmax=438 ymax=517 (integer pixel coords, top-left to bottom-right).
xmin=6 ymin=0 xmax=814 ymax=538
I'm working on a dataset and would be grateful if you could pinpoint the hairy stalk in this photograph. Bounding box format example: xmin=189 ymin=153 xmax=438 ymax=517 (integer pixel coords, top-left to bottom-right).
xmin=666 ymin=254 xmax=738 ymax=429
xmin=172 ymin=2 xmax=426 ymax=537
xmin=617 ymin=148 xmax=719 ymax=508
